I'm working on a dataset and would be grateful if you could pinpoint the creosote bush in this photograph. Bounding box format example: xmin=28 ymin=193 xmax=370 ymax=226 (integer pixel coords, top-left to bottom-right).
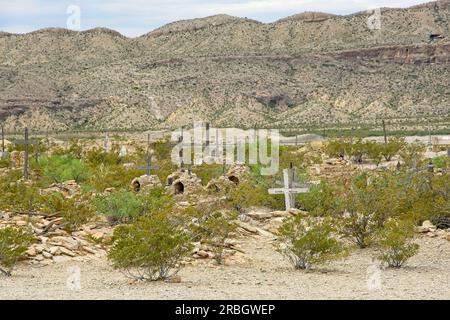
xmin=42 ymin=193 xmax=95 ymax=233
xmin=377 ymin=219 xmax=419 ymax=268
xmin=38 ymin=155 xmax=90 ymax=183
xmin=0 ymin=227 xmax=35 ymax=276
xmin=108 ymin=214 xmax=193 ymax=281
xmin=93 ymin=190 xmax=143 ymax=225
xmin=278 ymin=216 xmax=347 ymax=270
xmin=93 ymin=187 xmax=173 ymax=225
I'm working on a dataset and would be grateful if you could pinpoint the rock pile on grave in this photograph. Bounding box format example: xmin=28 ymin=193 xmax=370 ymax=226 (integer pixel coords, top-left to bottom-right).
xmin=167 ymin=171 xmax=203 ymax=195
xmin=226 ymin=163 xmax=249 ymax=185
xmin=40 ymin=180 xmax=81 ymax=198
xmin=0 ymin=214 xmax=111 ymax=266
xmin=415 ymin=220 xmax=450 ymax=240
xmin=131 ymin=175 xmax=162 ymax=192
xmin=205 ymin=176 xmax=236 ymax=194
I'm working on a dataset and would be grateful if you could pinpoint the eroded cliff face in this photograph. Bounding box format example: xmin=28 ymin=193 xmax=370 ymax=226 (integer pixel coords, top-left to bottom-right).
xmin=0 ymin=1 xmax=449 ymax=131
xmin=333 ymin=43 xmax=450 ymax=64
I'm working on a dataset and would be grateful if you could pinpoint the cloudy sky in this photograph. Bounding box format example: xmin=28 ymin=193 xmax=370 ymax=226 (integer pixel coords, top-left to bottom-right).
xmin=0 ymin=0 xmax=429 ymax=37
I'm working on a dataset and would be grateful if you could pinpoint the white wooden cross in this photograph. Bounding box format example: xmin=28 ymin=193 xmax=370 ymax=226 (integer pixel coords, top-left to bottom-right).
xmin=268 ymin=168 xmax=310 ymax=211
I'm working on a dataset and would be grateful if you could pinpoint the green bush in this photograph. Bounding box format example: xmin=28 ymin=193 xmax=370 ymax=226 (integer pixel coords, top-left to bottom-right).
xmin=399 ymin=143 xmax=426 ymax=169
xmin=382 ymin=138 xmax=406 ymax=161
xmin=0 ymin=227 xmax=35 ymax=276
xmin=85 ymin=145 xmax=124 ymax=167
xmin=84 ymin=164 xmax=142 ymax=192
xmin=228 ymin=181 xmax=283 ymax=212
xmin=108 ymin=214 xmax=193 ymax=281
xmin=0 ymin=181 xmax=42 ymax=213
xmin=0 ymin=158 xmax=10 ymax=168
xmin=140 ymin=187 xmax=174 ymax=216
xmin=198 ymin=210 xmax=238 ymax=265
xmin=377 ymin=219 xmax=419 ymax=268
xmin=93 ymin=190 xmax=143 ymax=224
xmin=39 ymin=155 xmax=90 ymax=183
xmin=278 ymin=216 xmax=347 ymax=270
xmin=297 ymin=182 xmax=341 ymax=216
xmin=42 ymin=193 xmax=95 ymax=233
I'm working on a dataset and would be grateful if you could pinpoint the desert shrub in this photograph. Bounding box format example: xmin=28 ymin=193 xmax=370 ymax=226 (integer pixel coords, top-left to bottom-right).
xmin=108 ymin=214 xmax=193 ymax=281
xmin=85 ymin=145 xmax=123 ymax=167
xmin=278 ymin=216 xmax=347 ymax=270
xmin=325 ymin=139 xmax=351 ymax=159
xmin=228 ymin=181 xmax=283 ymax=212
xmin=0 ymin=181 xmax=42 ymax=213
xmin=297 ymin=181 xmax=341 ymax=216
xmin=382 ymin=138 xmax=406 ymax=161
xmin=42 ymin=193 xmax=95 ymax=232
xmin=93 ymin=190 xmax=143 ymax=224
xmin=336 ymin=174 xmax=390 ymax=248
xmin=0 ymin=158 xmax=10 ymax=168
xmin=432 ymin=155 xmax=449 ymax=170
xmin=365 ymin=141 xmax=384 ymax=166
xmin=192 ymin=164 xmax=223 ymax=185
xmin=84 ymin=164 xmax=142 ymax=192
xmin=66 ymin=139 xmax=84 ymax=159
xmin=140 ymin=187 xmax=174 ymax=216
xmin=399 ymin=143 xmax=426 ymax=169
xmin=349 ymin=138 xmax=368 ymax=163
xmin=0 ymin=227 xmax=35 ymax=276
xmin=377 ymin=219 xmax=419 ymax=268
xmin=39 ymin=155 xmax=90 ymax=183
xmin=196 ymin=208 xmax=238 ymax=265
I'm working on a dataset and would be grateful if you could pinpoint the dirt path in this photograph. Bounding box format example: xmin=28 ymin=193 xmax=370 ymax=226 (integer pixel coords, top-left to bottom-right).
xmin=1 ymin=235 xmax=449 ymax=300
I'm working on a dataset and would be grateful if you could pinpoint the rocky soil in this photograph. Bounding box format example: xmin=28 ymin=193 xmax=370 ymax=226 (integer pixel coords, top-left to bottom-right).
xmin=1 ymin=203 xmax=450 ymax=300
xmin=1 ymin=231 xmax=449 ymax=300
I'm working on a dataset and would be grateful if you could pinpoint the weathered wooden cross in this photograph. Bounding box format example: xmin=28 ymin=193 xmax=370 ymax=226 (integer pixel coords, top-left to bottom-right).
xmin=12 ymin=127 xmax=38 ymax=180
xmin=137 ymin=134 xmax=159 ymax=175
xmin=268 ymin=167 xmax=310 ymax=211
xmin=138 ymin=154 xmax=159 ymax=176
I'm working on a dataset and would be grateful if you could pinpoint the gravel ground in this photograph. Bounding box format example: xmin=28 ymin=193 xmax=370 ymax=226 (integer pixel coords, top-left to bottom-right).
xmin=1 ymin=235 xmax=449 ymax=300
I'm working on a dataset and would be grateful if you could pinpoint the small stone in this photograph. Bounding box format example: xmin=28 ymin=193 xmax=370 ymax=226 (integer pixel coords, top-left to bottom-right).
xmin=59 ymin=247 xmax=76 ymax=257
xmin=237 ymin=221 xmax=258 ymax=234
xmin=34 ymin=254 xmax=44 ymax=261
xmin=82 ymin=246 xmax=97 ymax=254
xmin=26 ymin=247 xmax=37 ymax=257
xmin=166 ymin=275 xmax=182 ymax=283
xmin=16 ymin=221 xmax=28 ymax=226
xmin=42 ymin=251 xmax=53 ymax=259
xmin=196 ymin=250 xmax=210 ymax=258
xmin=247 ymin=211 xmax=273 ymax=220
xmin=49 ymin=246 xmax=61 ymax=255
xmin=34 ymin=245 xmax=45 ymax=254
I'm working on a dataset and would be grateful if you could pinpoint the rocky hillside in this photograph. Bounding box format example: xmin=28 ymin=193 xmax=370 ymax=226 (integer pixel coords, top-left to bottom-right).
xmin=0 ymin=1 xmax=449 ymax=132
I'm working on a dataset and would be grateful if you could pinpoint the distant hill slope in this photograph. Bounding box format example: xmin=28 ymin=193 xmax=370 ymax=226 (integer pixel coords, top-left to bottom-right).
xmin=0 ymin=0 xmax=449 ymax=132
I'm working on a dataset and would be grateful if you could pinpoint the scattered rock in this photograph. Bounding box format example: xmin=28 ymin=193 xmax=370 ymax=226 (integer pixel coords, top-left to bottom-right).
xmin=59 ymin=247 xmax=76 ymax=257
xmin=40 ymin=180 xmax=81 ymax=198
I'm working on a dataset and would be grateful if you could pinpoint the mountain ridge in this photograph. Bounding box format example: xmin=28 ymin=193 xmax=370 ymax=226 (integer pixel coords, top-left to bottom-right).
xmin=0 ymin=1 xmax=449 ymax=132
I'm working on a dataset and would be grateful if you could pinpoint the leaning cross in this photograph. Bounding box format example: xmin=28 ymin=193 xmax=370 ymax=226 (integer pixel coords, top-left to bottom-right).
xmin=137 ymin=154 xmax=159 ymax=176
xmin=12 ymin=127 xmax=38 ymax=180
xmin=268 ymin=168 xmax=310 ymax=211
